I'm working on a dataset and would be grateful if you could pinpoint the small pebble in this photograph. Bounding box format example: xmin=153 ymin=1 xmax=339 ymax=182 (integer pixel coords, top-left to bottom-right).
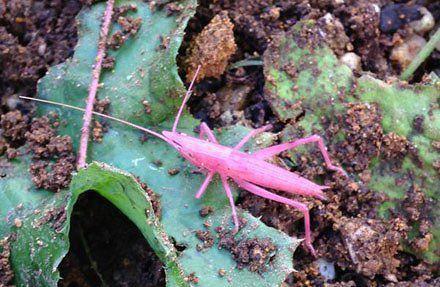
xmin=14 ymin=218 xmax=22 ymax=228
xmin=390 ymin=35 xmax=426 ymax=69
xmin=316 ymin=258 xmax=335 ymax=281
xmin=409 ymin=7 xmax=435 ymax=35
xmin=340 ymin=52 xmax=361 ymax=71
xmin=168 ymin=168 xmax=180 ymax=175
xmin=218 ymin=268 xmax=226 ymax=277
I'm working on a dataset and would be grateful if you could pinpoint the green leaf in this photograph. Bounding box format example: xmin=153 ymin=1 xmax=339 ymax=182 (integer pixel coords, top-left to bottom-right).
xmin=263 ymin=20 xmax=439 ymax=262
xmin=0 ymin=159 xmax=189 ymax=285
xmin=38 ymin=0 xmax=196 ymax=147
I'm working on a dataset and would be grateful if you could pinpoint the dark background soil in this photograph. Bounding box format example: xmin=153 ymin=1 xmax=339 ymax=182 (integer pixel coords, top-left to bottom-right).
xmin=0 ymin=0 xmax=438 ymax=286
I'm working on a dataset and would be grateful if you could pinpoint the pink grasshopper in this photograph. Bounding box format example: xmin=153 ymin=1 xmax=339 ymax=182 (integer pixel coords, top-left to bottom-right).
xmin=21 ymin=68 xmax=346 ymax=256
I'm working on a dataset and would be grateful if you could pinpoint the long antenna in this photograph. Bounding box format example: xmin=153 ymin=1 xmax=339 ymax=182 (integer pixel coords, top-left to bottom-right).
xmin=172 ymin=65 xmax=201 ymax=132
xmin=19 ymin=96 xmax=170 ymax=143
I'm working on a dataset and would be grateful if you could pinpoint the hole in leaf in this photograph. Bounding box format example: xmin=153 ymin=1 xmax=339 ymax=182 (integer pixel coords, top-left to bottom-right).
xmin=170 ymin=237 xmax=187 ymax=253
xmin=58 ymin=192 xmax=165 ymax=287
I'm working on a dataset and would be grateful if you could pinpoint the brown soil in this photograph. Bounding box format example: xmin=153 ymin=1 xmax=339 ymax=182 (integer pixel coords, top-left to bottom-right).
xmin=0 ymin=0 xmax=84 ymax=113
xmin=0 ymin=236 xmax=14 ymax=287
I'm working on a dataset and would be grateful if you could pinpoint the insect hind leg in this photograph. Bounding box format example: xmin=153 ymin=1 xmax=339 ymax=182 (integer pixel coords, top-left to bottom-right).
xmin=253 ymin=135 xmax=347 ymax=176
xmin=234 ymin=124 xmax=272 ymax=150
xmin=234 ymin=179 xmax=317 ymax=256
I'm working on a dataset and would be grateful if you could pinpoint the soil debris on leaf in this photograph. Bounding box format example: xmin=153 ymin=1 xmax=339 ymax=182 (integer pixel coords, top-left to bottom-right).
xmin=184 ymin=272 xmax=199 ymax=284
xmin=184 ymin=11 xmax=237 ymax=83
xmin=113 ymin=4 xmax=138 ymax=20
xmin=167 ymin=168 xmax=180 ymax=176
xmin=37 ymin=206 xmax=67 ymax=233
xmin=136 ymin=178 xmax=162 ymax=218
xmin=195 ymin=229 xmax=214 ymax=251
xmin=108 ymin=5 xmax=142 ymax=51
xmin=26 ymin=116 xmax=76 ymax=192
xmin=217 ymin=227 xmax=277 ymax=273
xmin=91 ymin=97 xmax=111 ymax=143
xmin=199 ymin=205 xmax=214 ymax=217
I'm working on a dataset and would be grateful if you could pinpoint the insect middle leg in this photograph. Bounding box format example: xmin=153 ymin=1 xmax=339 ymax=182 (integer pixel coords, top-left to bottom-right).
xmin=253 ymin=135 xmax=346 ymax=176
xmin=194 ymin=122 xmax=217 ymax=199
xmin=234 ymin=179 xmax=317 ymax=256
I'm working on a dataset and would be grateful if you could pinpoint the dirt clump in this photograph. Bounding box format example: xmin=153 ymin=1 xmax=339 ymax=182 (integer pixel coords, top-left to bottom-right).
xmin=382 ymin=132 xmax=410 ymax=160
xmin=199 ymin=205 xmax=214 ymax=217
xmin=317 ymin=13 xmax=350 ymax=56
xmin=379 ymin=3 xmax=422 ymax=34
xmin=218 ymin=230 xmax=277 ymax=273
xmin=0 ymin=110 xmax=28 ymax=159
xmin=331 ymin=103 xmax=383 ymax=173
xmin=0 ymin=110 xmax=29 ymax=144
xmin=102 ymin=55 xmax=115 ymax=70
xmin=184 ymin=12 xmax=237 ymax=83
xmin=401 ymin=185 xmax=434 ymax=255
xmin=335 ymin=217 xmax=404 ymax=280
xmin=38 ymin=206 xmax=67 ymax=233
xmin=91 ymin=97 xmax=111 ymax=143
xmin=113 ymin=4 xmax=138 ymax=20
xmin=0 ymin=236 xmax=14 ymax=287
xmin=26 ymin=116 xmax=75 ymax=191
xmin=136 ymin=178 xmax=162 ymax=218
xmin=108 ymin=5 xmax=142 ymax=51
xmin=195 ymin=230 xmax=214 ymax=251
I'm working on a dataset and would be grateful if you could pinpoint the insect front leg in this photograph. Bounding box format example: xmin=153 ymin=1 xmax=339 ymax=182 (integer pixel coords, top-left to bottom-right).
xmin=253 ymin=135 xmax=347 ymax=176
xmin=234 ymin=124 xmax=273 ymax=150
xmin=220 ymin=176 xmax=240 ymax=232
xmin=195 ymin=171 xmax=215 ymax=199
xmin=234 ymin=179 xmax=317 ymax=256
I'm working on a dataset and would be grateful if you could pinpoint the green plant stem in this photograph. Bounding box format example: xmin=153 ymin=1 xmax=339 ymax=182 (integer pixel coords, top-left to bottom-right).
xmin=401 ymin=27 xmax=440 ymax=81
xmin=78 ymin=224 xmax=109 ymax=287
xmin=229 ymin=59 xmax=263 ymax=69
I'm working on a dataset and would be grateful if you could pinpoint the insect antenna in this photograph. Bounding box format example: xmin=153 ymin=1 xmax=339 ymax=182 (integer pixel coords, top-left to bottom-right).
xmin=19 ymin=96 xmax=170 ymax=143
xmin=172 ymin=65 xmax=201 ymax=132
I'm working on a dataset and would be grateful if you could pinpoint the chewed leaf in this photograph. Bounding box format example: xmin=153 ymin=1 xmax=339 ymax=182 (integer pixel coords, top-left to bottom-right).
xmin=1 ymin=0 xmax=299 ymax=286
xmin=0 ymin=159 xmax=183 ymax=286
xmin=38 ymin=0 xmax=196 ymax=147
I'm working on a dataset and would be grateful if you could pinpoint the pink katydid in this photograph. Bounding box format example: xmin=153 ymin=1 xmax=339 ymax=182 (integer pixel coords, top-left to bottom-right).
xmin=20 ymin=66 xmax=347 ymax=256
